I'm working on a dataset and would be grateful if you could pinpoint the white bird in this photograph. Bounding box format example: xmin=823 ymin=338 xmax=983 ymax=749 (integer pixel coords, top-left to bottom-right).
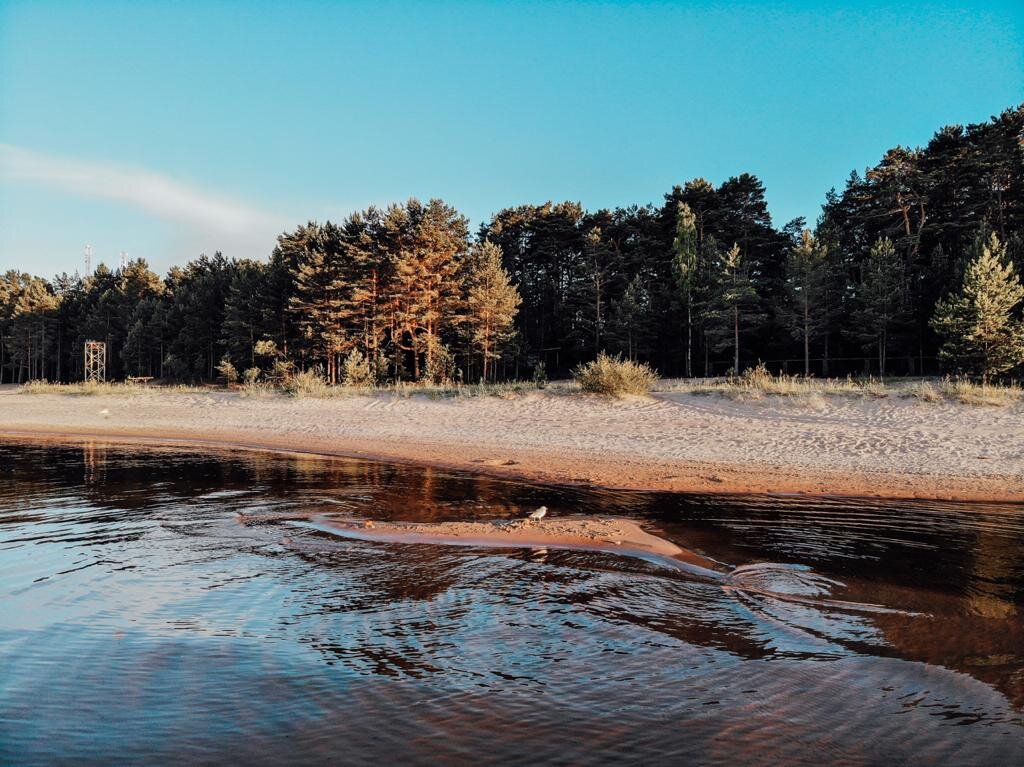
xmin=528 ymin=506 xmax=548 ymax=521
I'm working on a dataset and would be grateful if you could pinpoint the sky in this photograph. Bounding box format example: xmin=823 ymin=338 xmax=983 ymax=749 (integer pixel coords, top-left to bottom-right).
xmin=1 ymin=1 xmax=1022 ymax=276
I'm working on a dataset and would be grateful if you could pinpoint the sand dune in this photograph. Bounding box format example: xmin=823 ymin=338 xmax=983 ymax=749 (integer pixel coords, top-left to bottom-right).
xmin=1 ymin=385 xmax=1022 ymax=501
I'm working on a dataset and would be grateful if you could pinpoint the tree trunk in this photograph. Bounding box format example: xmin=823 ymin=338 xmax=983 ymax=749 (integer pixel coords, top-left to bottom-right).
xmin=685 ymin=292 xmax=692 ymax=378
xmin=733 ymin=306 xmax=739 ymax=373
xmin=803 ymin=295 xmax=810 ymax=377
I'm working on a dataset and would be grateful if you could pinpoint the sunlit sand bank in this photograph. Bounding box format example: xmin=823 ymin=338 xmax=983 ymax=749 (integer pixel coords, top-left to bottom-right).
xmin=297 ymin=514 xmax=727 ymax=574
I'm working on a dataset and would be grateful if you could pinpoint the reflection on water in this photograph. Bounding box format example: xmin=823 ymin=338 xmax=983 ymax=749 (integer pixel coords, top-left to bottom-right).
xmin=0 ymin=438 xmax=1022 ymax=764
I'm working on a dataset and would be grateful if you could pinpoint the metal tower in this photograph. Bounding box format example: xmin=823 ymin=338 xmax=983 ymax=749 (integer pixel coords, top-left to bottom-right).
xmin=84 ymin=341 xmax=107 ymax=383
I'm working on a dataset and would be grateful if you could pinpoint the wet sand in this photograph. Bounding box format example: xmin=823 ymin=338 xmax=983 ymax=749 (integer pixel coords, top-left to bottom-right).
xmin=297 ymin=514 xmax=729 ymax=576
xmin=2 ymin=385 xmax=1022 ymax=501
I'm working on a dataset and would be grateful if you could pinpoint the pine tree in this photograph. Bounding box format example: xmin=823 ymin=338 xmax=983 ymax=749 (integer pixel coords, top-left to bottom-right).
xmin=223 ymin=260 xmax=271 ymax=368
xmin=708 ymin=243 xmax=761 ymax=374
xmin=783 ymin=229 xmax=829 ymax=376
xmin=390 ymin=199 xmax=469 ymax=380
xmin=463 ymin=241 xmax=521 ymax=382
xmin=287 ymin=222 xmax=348 ymax=383
xmin=338 ymin=208 xmax=389 ymax=370
xmin=671 ymin=202 xmax=698 ymax=376
xmin=931 ymin=233 xmax=1024 ymax=380
xmin=582 ymin=226 xmax=611 ymax=353
xmin=611 ymin=275 xmax=646 ymax=361
xmin=852 ymin=237 xmax=906 ymax=375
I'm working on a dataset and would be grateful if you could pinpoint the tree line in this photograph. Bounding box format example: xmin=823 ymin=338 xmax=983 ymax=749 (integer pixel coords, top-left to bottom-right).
xmin=2 ymin=105 xmax=1023 ymax=385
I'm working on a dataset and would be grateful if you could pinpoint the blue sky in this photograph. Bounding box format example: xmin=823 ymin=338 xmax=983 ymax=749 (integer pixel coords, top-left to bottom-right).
xmin=1 ymin=0 xmax=1022 ymax=276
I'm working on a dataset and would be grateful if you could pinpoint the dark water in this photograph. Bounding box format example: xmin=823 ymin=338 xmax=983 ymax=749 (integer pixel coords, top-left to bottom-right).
xmin=1 ymin=438 xmax=1022 ymax=765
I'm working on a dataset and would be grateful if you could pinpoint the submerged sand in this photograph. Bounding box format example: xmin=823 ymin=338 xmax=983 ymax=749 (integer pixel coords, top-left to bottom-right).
xmin=2 ymin=385 xmax=1022 ymax=501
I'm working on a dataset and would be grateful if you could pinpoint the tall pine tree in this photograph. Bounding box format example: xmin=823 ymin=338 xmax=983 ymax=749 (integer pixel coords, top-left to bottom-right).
xmin=931 ymin=233 xmax=1024 ymax=380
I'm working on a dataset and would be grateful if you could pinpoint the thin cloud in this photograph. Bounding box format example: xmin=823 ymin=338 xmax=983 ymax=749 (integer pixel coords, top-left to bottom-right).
xmin=0 ymin=143 xmax=285 ymax=250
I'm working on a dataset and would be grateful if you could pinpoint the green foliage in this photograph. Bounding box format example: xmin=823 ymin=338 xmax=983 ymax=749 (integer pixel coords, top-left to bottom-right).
xmin=852 ymin=237 xmax=908 ymax=374
xmin=573 ymin=353 xmax=659 ymax=396
xmin=3 ymin=106 xmax=1023 ymax=386
xmin=782 ymin=230 xmax=829 ymax=375
xmin=532 ymin=360 xmax=547 ymax=389
xmin=271 ymin=358 xmax=295 ymax=384
xmin=284 ymin=368 xmax=329 ymax=398
xmin=253 ymin=339 xmax=279 ymax=358
xmin=341 ymin=349 xmax=376 ymax=387
xmin=463 ymin=240 xmax=521 ymax=382
xmin=215 ymin=356 xmax=238 ymax=385
xmin=671 ymin=202 xmax=700 ymax=376
xmin=706 ymin=243 xmax=763 ymax=372
xmin=286 ymin=222 xmax=349 ymax=383
xmin=931 ymin=233 xmax=1024 ymax=379
xmin=423 ymin=339 xmax=456 ymax=384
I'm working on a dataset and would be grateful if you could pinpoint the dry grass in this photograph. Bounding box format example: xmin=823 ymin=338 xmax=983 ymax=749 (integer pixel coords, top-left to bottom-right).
xmin=267 ymin=375 xmax=558 ymax=400
xmin=17 ymin=380 xmax=202 ymax=396
xmin=662 ymin=363 xmax=889 ymax=401
xmin=660 ymin=365 xmax=1022 ymax=407
xmin=913 ymin=377 xmax=1024 ymax=406
xmin=283 ymin=369 xmax=330 ymax=398
xmin=573 ymin=354 xmax=659 ymax=396
xmin=19 ymin=370 xmax=1020 ymax=407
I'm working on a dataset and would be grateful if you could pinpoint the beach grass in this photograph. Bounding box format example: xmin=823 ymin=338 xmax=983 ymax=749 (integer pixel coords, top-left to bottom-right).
xmin=16 ymin=372 xmax=1022 ymax=406
xmin=655 ymin=365 xmax=1022 ymax=406
xmin=16 ymin=380 xmax=205 ymax=396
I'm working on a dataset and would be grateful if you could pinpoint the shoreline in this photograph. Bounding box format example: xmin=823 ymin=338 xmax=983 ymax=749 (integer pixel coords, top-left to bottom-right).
xmin=2 ymin=387 xmax=1022 ymax=503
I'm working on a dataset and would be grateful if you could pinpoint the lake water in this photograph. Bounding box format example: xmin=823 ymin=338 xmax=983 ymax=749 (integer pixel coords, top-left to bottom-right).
xmin=1 ymin=438 xmax=1022 ymax=764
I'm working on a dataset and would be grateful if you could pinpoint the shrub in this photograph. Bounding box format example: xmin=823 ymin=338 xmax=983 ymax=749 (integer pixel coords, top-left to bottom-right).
xmin=532 ymin=360 xmax=547 ymax=389
xmin=342 ymin=349 xmax=376 ymax=387
xmin=242 ymin=367 xmax=261 ymax=386
xmin=424 ymin=342 xmax=456 ymax=384
xmin=215 ymin=356 xmax=238 ymax=385
xmin=285 ymin=368 xmax=329 ymax=398
xmin=573 ymin=353 xmax=658 ymax=396
xmin=254 ymin=339 xmax=279 ymax=358
xmin=270 ymin=358 xmax=295 ymax=384
xmin=739 ymin=361 xmax=772 ymax=389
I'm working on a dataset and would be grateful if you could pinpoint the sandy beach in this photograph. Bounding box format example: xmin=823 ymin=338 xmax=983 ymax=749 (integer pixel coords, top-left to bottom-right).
xmin=1 ymin=384 xmax=1022 ymax=501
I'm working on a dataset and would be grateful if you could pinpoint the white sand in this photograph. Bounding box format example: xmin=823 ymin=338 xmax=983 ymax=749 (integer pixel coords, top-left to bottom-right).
xmin=1 ymin=385 xmax=1022 ymax=500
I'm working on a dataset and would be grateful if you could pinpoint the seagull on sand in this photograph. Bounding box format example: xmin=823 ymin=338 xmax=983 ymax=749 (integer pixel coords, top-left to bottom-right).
xmin=528 ymin=506 xmax=548 ymax=521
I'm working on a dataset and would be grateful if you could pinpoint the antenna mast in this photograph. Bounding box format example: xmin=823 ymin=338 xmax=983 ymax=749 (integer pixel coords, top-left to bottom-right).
xmin=84 ymin=244 xmax=92 ymax=275
xmin=120 ymin=250 xmax=128 ymax=270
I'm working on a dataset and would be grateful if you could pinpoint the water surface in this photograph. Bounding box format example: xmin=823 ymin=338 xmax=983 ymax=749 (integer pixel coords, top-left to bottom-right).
xmin=1 ymin=438 xmax=1022 ymax=764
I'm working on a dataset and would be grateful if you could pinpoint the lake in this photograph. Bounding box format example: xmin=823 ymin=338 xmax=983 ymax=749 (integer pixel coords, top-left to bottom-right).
xmin=1 ymin=438 xmax=1022 ymax=764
